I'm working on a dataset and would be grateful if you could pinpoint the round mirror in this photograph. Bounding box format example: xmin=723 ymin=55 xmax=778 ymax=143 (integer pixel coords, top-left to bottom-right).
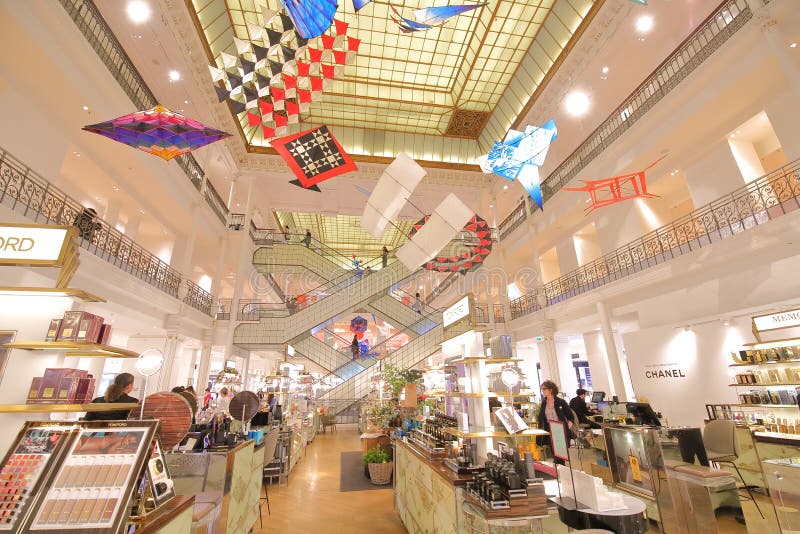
xmin=500 ymin=366 xmax=520 ymax=389
xmin=136 ymin=349 xmax=164 ymax=377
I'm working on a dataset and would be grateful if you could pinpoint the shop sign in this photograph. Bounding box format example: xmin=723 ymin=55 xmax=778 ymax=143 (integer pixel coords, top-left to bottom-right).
xmin=0 ymin=223 xmax=74 ymax=265
xmin=443 ymin=294 xmax=471 ymax=327
xmin=442 ymin=293 xmax=476 ymax=341
xmin=643 ymin=363 xmax=687 ymax=380
xmin=752 ymin=308 xmax=800 ymax=333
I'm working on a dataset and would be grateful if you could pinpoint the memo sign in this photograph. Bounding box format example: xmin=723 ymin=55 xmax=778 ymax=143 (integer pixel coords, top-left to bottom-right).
xmin=0 ymin=223 xmax=79 ymax=287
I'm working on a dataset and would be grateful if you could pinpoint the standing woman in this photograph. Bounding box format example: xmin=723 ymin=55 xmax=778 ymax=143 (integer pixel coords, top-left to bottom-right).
xmin=536 ymin=380 xmax=575 ymax=465
xmin=85 ymin=372 xmax=138 ymax=421
xmin=381 ymin=246 xmax=388 ymax=268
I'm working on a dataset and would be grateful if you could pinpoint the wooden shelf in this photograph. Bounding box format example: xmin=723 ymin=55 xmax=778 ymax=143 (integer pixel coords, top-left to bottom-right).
xmin=446 ymin=357 xmax=522 ymax=364
xmin=732 ymin=403 xmax=799 ymax=408
xmin=729 ymin=359 xmax=800 ymax=367
xmin=0 ymin=287 xmax=106 ymax=302
xmin=445 ymin=392 xmax=536 ymax=398
xmin=0 ymin=402 xmax=138 ymax=413
xmin=442 ymin=427 xmax=549 ymax=439
xmin=4 ymin=341 xmax=138 ymax=358
xmin=728 ymin=382 xmax=800 ymax=388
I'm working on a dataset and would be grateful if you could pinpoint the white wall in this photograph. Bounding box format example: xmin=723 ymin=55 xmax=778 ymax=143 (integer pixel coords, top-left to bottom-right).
xmin=623 ymin=320 xmax=746 ymax=428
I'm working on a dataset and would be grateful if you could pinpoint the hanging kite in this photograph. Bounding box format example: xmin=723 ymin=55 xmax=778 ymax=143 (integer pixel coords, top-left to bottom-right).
xmin=281 ymin=0 xmax=337 ymax=38
xmin=479 ymin=119 xmax=557 ymax=210
xmin=563 ymin=155 xmax=666 ymax=212
xmin=350 ymin=316 xmax=368 ymax=340
xmin=210 ymin=16 xmax=358 ymax=141
xmin=391 ymin=3 xmax=486 ymax=33
xmin=353 ymin=0 xmax=372 ymax=11
xmin=270 ymin=125 xmax=357 ymax=191
xmin=409 ymin=214 xmax=493 ymax=274
xmin=82 ymin=105 xmax=230 ymax=161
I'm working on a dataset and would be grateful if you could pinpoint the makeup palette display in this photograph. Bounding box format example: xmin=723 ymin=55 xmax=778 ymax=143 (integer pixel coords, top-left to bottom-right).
xmin=0 ymin=420 xmax=161 ymax=533
xmin=0 ymin=424 xmax=73 ymax=532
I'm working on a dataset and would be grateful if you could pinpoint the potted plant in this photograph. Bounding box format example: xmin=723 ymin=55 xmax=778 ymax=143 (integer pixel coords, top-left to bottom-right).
xmin=381 ymin=363 xmax=424 ymax=400
xmin=363 ymin=446 xmax=393 ymax=485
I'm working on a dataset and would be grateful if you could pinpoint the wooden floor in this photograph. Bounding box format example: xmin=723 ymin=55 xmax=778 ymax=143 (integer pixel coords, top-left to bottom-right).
xmin=255 ymin=424 xmax=407 ymax=533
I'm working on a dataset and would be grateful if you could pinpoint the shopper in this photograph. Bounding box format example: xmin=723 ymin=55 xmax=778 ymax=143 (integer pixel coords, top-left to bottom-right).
xmin=202 ymin=387 xmax=212 ymax=410
xmin=85 ymin=372 xmax=138 ymax=421
xmin=381 ymin=246 xmax=388 ymax=268
xmin=217 ymin=387 xmax=231 ymax=415
xmin=185 ymin=385 xmax=196 ymax=396
xmin=351 ymin=334 xmax=360 ymax=360
xmin=536 ymin=380 xmax=575 ymax=465
xmin=412 ymin=292 xmax=422 ymax=314
xmin=570 ymin=388 xmax=601 ymax=429
xmin=284 ymin=225 xmax=291 ymax=242
xmin=304 ymin=229 xmax=312 ymax=248
xmin=73 ymin=207 xmax=101 ymax=242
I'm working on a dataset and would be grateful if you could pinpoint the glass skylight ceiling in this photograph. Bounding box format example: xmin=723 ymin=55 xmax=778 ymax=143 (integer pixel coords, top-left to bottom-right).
xmin=189 ymin=0 xmax=594 ymax=163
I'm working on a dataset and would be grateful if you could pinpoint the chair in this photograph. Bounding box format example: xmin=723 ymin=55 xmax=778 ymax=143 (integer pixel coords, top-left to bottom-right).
xmin=166 ymin=453 xmax=222 ymax=534
xmin=702 ymin=419 xmax=763 ymax=518
xmin=321 ymin=414 xmax=336 ymax=433
xmin=259 ymin=428 xmax=281 ymax=524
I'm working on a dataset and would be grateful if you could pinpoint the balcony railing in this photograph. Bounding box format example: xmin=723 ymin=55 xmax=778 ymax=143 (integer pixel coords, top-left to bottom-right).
xmin=511 ymin=159 xmax=800 ymax=319
xmin=0 ymin=145 xmax=214 ymax=316
xmin=498 ymin=0 xmax=753 ymax=236
xmin=498 ymin=200 xmax=527 ymax=241
xmin=58 ymin=0 xmax=229 ymax=225
xmin=249 ymin=221 xmax=277 ymax=245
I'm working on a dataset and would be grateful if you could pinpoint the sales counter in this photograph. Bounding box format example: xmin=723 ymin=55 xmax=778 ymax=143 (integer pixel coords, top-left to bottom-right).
xmin=166 ymin=440 xmax=261 ymax=534
xmin=394 ymin=439 xmax=472 ymax=534
xmin=131 ymin=495 xmax=195 ymax=534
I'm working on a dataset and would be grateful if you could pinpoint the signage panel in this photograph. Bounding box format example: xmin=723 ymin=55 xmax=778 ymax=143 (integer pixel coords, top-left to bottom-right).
xmin=443 ymin=295 xmax=470 ymax=327
xmin=0 ymin=224 xmax=73 ymax=265
xmin=753 ymin=308 xmax=800 ymax=332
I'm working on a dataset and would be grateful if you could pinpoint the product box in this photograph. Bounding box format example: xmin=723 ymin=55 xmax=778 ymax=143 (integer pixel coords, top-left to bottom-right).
xmin=45 ymin=319 xmax=62 ymax=342
xmin=56 ymin=376 xmax=79 ymax=403
xmin=57 ymin=311 xmax=83 ymax=341
xmin=98 ymin=323 xmax=113 ymax=345
xmin=71 ymin=376 xmax=96 ymax=404
xmin=27 ymin=378 xmax=43 ymax=404
xmin=39 ymin=368 xmax=87 ymax=402
xmin=76 ymin=313 xmax=104 ymax=343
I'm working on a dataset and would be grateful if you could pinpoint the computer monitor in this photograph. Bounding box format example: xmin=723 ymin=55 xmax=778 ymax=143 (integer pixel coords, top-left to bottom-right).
xmin=597 ymin=401 xmax=609 ymax=412
xmin=590 ymin=391 xmax=605 ymax=403
xmin=626 ymin=402 xmax=661 ymax=427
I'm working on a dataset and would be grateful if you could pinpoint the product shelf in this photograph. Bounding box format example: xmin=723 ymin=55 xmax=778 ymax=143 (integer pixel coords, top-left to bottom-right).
xmin=0 ymin=402 xmax=138 ymax=413
xmin=729 ymin=359 xmax=800 ymax=367
xmin=446 ymin=357 xmax=522 ymax=364
xmin=732 ymin=403 xmax=800 ymax=408
xmin=3 ymin=341 xmax=138 ymax=358
xmin=444 ymin=391 xmax=536 ymax=398
xmin=442 ymin=427 xmax=549 ymax=439
xmin=729 ymin=382 xmax=800 ymax=387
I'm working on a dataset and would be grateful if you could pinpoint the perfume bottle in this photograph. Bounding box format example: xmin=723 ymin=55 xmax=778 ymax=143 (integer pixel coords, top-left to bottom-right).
xmin=629 ymin=448 xmax=642 ymax=483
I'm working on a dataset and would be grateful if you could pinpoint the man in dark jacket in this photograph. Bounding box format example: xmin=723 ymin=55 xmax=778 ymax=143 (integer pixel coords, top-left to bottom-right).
xmin=570 ymin=389 xmax=601 ymax=429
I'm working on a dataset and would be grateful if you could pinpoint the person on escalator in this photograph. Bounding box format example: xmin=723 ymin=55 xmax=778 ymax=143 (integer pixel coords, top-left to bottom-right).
xmin=381 ymin=246 xmax=388 ymax=268
xmin=351 ymin=335 xmax=360 ymax=360
xmin=304 ymin=229 xmax=312 ymax=248
xmin=413 ymin=292 xmax=422 ymax=314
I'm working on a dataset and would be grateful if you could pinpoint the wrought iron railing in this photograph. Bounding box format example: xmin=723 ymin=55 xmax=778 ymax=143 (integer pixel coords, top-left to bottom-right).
xmin=0 ymin=146 xmax=215 ymax=315
xmin=249 ymin=221 xmax=277 ymax=245
xmin=58 ymin=0 xmax=229 ymax=225
xmin=493 ymin=303 xmax=505 ymax=323
xmin=498 ymin=200 xmax=528 ymax=239
xmin=510 ymin=159 xmax=800 ymax=319
xmin=498 ymin=0 xmax=753 ymax=237
xmin=182 ymin=279 xmax=213 ymax=315
xmin=216 ymin=298 xmax=232 ymax=320
xmin=228 ymin=213 xmax=245 ymax=230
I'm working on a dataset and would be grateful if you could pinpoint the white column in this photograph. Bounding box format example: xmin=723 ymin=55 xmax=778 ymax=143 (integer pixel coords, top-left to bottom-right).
xmin=582 ymin=331 xmax=613 ymax=395
xmin=103 ymin=199 xmax=122 ymax=228
xmin=555 ymin=238 xmax=579 ymax=277
xmin=683 ymin=140 xmax=745 ymax=207
xmin=536 ymin=323 xmax=561 ymax=387
xmin=752 ymin=6 xmax=800 ymax=97
xmin=159 ymin=330 xmax=181 ymax=391
xmin=597 ymin=301 xmax=627 ymax=401
xmin=196 ymin=329 xmax=213 ymax=392
xmin=178 ymin=203 xmax=201 ymax=276
xmin=224 ymin=176 xmax=255 ymax=361
xmin=728 ymin=139 xmax=765 ymax=183
xmin=241 ymin=353 xmax=251 ymax=391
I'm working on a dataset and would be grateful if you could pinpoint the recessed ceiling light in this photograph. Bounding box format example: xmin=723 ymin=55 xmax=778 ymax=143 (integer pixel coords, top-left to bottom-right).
xmin=564 ymin=90 xmax=590 ymax=117
xmin=601 ymin=66 xmax=609 ymax=74
xmin=635 ymin=15 xmax=654 ymax=34
xmin=126 ymin=1 xmax=151 ymax=24
xmin=503 ymin=185 xmax=508 ymax=190
xmin=168 ymin=70 xmax=181 ymax=82
xmin=488 ymin=204 xmax=494 ymax=208
xmin=139 ymin=208 xmax=145 ymax=214
xmin=418 ymin=285 xmax=423 ymax=290
xmin=112 ymin=185 xmax=119 ymax=191
xmin=82 ymin=105 xmax=89 ymax=111
xmin=184 ymin=100 xmax=189 ymax=104
xmin=791 ymin=43 xmax=797 ymax=48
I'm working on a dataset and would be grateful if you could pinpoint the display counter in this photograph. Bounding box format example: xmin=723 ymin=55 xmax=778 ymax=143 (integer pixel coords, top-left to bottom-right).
xmin=394 ymin=439 xmax=471 ymax=534
xmin=166 ymin=440 xmax=261 ymax=534
xmin=131 ymin=495 xmax=195 ymax=534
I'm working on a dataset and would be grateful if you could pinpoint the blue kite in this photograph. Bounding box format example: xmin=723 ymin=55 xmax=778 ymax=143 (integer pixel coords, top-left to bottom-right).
xmin=281 ymin=0 xmax=337 ymax=38
xmin=479 ymin=120 xmax=557 ymax=209
xmin=391 ymin=4 xmax=486 ymax=33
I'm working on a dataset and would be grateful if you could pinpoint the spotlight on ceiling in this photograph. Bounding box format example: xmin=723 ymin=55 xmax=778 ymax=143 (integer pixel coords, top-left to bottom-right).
xmin=168 ymin=70 xmax=181 ymax=82
xmin=635 ymin=15 xmax=654 ymax=34
xmin=126 ymin=1 xmax=151 ymax=24
xmin=601 ymin=66 xmax=609 ymax=74
xmin=564 ymin=91 xmax=590 ymax=117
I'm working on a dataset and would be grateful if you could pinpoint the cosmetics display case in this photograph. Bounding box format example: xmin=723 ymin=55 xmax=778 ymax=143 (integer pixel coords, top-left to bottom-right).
xmin=0 ymin=419 xmax=166 ymax=533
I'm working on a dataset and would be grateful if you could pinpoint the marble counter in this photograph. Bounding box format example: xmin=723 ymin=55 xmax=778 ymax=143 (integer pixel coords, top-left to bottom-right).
xmin=395 ymin=440 xmax=469 ymax=534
